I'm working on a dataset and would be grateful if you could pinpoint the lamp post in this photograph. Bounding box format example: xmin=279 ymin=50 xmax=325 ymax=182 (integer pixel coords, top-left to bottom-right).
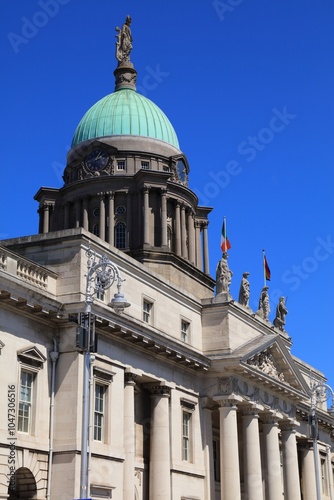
xmin=79 ymin=248 xmax=130 ymax=499
xmin=310 ymin=381 xmax=334 ymax=500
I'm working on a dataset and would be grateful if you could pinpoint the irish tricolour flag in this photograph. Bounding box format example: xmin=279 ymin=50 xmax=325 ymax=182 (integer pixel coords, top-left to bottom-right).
xmin=221 ymin=219 xmax=231 ymax=252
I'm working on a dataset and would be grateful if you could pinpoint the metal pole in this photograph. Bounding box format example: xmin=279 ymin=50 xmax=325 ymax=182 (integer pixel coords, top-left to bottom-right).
xmin=312 ymin=417 xmax=321 ymax=500
xmin=80 ymin=305 xmax=91 ymax=498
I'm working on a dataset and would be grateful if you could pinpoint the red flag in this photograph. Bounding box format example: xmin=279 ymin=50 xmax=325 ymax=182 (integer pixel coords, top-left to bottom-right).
xmin=221 ymin=220 xmax=231 ymax=252
xmin=264 ymin=255 xmax=271 ymax=281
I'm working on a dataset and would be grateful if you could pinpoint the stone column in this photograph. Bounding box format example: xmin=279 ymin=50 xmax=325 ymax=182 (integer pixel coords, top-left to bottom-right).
xmin=201 ymin=398 xmax=215 ymax=500
xmin=188 ymin=211 xmax=195 ymax=264
xmin=218 ymin=399 xmax=241 ymax=500
xmin=126 ymin=191 xmax=131 ymax=249
xmin=175 ymin=201 xmax=181 ymax=256
xmin=203 ymin=223 xmax=210 ymax=274
xmin=64 ymin=202 xmax=70 ymax=229
xmin=123 ymin=372 xmax=137 ymax=500
xmin=300 ymin=442 xmax=317 ymax=500
xmin=147 ymin=384 xmax=171 ymax=500
xmin=241 ymin=405 xmax=264 ymax=500
xmin=83 ymin=197 xmax=89 ymax=231
xmin=99 ymin=193 xmax=105 ymax=241
xmin=107 ymin=192 xmax=114 ymax=246
xmin=42 ymin=203 xmax=50 ymax=233
xmin=143 ymin=186 xmax=150 ymax=246
xmin=262 ymin=413 xmax=283 ymax=500
xmin=181 ymin=205 xmax=187 ymax=258
xmin=161 ymin=189 xmax=168 ymax=247
xmin=74 ymin=199 xmax=81 ymax=228
xmin=195 ymin=221 xmax=202 ymax=270
xmin=281 ymin=421 xmax=301 ymax=500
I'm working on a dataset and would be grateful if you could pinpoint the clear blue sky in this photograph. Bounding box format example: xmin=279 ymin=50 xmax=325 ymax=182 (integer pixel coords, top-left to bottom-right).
xmin=1 ymin=1 xmax=334 ymax=388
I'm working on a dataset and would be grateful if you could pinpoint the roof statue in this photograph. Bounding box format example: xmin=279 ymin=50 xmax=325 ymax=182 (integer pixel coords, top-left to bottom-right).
xmin=216 ymin=252 xmax=233 ymax=297
xmin=115 ymin=16 xmax=133 ymax=67
xmin=238 ymin=272 xmax=250 ymax=307
xmin=273 ymin=296 xmax=288 ymax=331
xmin=256 ymin=286 xmax=270 ymax=321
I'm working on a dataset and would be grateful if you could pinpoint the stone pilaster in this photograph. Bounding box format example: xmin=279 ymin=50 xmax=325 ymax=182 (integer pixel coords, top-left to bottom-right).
xmin=123 ymin=371 xmax=137 ymax=500
xmin=83 ymin=197 xmax=89 ymax=230
xmin=201 ymin=398 xmax=215 ymax=500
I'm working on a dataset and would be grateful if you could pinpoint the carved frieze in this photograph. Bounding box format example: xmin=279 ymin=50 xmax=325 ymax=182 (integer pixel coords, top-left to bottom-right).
xmin=247 ymin=350 xmax=285 ymax=382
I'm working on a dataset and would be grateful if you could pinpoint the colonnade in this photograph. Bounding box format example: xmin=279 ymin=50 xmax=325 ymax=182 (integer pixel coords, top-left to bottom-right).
xmin=121 ymin=380 xmax=322 ymax=500
xmin=39 ymin=186 xmax=210 ymax=273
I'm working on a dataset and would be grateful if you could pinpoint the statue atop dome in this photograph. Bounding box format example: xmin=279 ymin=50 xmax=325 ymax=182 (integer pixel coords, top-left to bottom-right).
xmin=115 ymin=16 xmax=133 ymax=67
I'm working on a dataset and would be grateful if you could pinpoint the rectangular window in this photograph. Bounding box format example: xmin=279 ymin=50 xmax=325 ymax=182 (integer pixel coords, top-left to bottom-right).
xmin=143 ymin=300 xmax=153 ymax=324
xmin=181 ymin=320 xmax=190 ymax=342
xmin=117 ymin=160 xmax=125 ymax=171
xmin=94 ymin=384 xmax=105 ymax=441
xmin=141 ymin=161 xmax=150 ymax=170
xmin=321 ymin=457 xmax=328 ymax=494
xmin=18 ymin=370 xmax=34 ymax=433
xmin=182 ymin=411 xmax=191 ymax=461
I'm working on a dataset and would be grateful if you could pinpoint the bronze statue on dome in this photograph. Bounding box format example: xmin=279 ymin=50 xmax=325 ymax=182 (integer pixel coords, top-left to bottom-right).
xmin=115 ymin=16 xmax=133 ymax=66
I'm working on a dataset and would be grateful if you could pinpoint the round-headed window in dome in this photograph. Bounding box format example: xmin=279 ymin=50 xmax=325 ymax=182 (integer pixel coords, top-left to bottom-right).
xmin=116 ymin=205 xmax=126 ymax=215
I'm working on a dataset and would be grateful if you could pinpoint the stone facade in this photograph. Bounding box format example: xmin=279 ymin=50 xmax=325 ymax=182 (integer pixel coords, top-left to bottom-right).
xmin=0 ymin=22 xmax=333 ymax=500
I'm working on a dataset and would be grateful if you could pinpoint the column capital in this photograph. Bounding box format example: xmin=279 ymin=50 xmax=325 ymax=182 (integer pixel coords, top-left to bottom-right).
xmin=124 ymin=372 xmax=137 ymax=386
xmin=106 ymin=191 xmax=114 ymax=199
xmin=215 ymin=395 xmax=243 ymax=408
xmin=240 ymin=403 xmax=263 ymax=417
xmin=143 ymin=184 xmax=151 ymax=192
xmin=145 ymin=382 xmax=172 ymax=397
xmin=160 ymin=187 xmax=167 ymax=196
xmin=201 ymin=396 xmax=214 ymax=410
xmin=98 ymin=191 xmax=105 ymax=199
xmin=261 ymin=411 xmax=282 ymax=425
xmin=280 ymin=418 xmax=300 ymax=432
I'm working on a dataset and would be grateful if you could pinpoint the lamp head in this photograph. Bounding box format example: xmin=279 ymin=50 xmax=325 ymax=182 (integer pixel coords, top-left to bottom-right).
xmin=108 ymin=292 xmax=131 ymax=313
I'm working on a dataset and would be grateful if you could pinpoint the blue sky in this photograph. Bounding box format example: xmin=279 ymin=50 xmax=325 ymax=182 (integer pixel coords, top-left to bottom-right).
xmin=1 ymin=1 xmax=334 ymax=389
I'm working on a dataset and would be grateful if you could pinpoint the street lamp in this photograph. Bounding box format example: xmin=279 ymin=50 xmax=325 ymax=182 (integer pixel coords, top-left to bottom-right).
xmin=310 ymin=381 xmax=334 ymax=500
xmin=79 ymin=248 xmax=130 ymax=499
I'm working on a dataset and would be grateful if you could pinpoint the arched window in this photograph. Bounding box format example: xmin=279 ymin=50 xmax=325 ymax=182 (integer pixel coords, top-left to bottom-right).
xmin=92 ymin=224 xmax=100 ymax=237
xmin=115 ymin=222 xmax=126 ymax=249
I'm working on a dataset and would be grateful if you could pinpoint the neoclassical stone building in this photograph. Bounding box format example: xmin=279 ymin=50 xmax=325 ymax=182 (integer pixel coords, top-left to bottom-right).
xmin=0 ymin=18 xmax=333 ymax=500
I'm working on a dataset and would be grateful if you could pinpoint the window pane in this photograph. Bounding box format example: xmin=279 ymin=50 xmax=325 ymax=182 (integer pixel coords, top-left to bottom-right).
xmin=94 ymin=384 xmax=105 ymax=441
xmin=18 ymin=371 xmax=33 ymax=433
xmin=115 ymin=222 xmax=126 ymax=249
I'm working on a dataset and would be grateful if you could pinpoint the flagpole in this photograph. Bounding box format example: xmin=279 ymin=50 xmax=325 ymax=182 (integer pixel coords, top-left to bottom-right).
xmin=262 ymin=249 xmax=266 ymax=287
xmin=224 ymin=216 xmax=227 ymax=255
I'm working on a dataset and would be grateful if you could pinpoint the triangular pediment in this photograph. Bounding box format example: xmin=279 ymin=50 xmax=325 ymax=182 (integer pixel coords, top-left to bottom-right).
xmin=17 ymin=345 xmax=47 ymax=368
xmin=235 ymin=334 xmax=310 ymax=396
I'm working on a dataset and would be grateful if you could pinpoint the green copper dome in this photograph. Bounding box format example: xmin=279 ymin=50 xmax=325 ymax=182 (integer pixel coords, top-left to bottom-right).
xmin=71 ymin=88 xmax=179 ymax=149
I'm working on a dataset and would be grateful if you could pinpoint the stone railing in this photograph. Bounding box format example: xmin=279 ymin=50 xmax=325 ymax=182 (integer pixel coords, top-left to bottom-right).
xmin=0 ymin=246 xmax=57 ymax=293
